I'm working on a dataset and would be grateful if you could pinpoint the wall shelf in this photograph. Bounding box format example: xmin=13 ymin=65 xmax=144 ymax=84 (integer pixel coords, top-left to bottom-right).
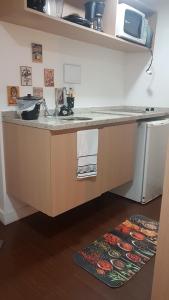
xmin=0 ymin=0 xmax=149 ymax=52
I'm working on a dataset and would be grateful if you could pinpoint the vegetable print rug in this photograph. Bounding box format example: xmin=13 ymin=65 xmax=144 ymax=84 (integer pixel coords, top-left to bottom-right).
xmin=74 ymin=215 xmax=159 ymax=288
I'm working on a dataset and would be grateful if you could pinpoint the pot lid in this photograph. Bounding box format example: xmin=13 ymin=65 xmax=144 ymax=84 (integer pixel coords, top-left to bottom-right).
xmin=17 ymin=94 xmax=43 ymax=101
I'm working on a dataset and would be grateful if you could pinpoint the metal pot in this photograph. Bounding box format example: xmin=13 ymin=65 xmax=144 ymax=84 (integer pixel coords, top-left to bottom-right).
xmin=17 ymin=94 xmax=43 ymax=120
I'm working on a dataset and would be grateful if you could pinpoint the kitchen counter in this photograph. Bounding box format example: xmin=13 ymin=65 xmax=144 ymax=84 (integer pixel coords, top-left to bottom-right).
xmin=3 ymin=105 xmax=169 ymax=218
xmin=2 ymin=106 xmax=169 ymax=132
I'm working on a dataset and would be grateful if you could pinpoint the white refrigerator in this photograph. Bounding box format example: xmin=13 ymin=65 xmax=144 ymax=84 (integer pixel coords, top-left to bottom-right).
xmin=113 ymin=119 xmax=169 ymax=204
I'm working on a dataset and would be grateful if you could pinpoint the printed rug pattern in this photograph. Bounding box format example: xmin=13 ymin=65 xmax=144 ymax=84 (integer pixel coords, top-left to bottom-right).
xmin=74 ymin=215 xmax=159 ymax=288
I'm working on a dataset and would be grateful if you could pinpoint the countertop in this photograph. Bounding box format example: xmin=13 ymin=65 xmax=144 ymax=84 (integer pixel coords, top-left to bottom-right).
xmin=2 ymin=106 xmax=169 ymax=132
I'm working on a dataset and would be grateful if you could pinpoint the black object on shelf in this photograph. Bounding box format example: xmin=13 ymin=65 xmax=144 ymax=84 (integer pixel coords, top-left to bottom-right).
xmin=27 ymin=0 xmax=46 ymax=13
xmin=63 ymin=14 xmax=91 ymax=28
xmin=94 ymin=1 xmax=105 ymax=32
xmin=85 ymin=1 xmax=96 ymax=29
xmin=85 ymin=1 xmax=105 ymax=31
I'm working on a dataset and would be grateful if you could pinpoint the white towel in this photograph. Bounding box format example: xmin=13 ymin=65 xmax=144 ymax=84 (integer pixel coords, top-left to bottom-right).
xmin=77 ymin=129 xmax=99 ymax=179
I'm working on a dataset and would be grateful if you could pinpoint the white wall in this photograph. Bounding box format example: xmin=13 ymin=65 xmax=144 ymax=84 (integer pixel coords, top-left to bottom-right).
xmin=0 ymin=21 xmax=126 ymax=224
xmin=0 ymin=21 xmax=125 ymax=110
xmin=125 ymin=1 xmax=169 ymax=107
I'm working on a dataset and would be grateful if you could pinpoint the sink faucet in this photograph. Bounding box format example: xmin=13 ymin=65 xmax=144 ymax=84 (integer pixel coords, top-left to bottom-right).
xmin=53 ymin=99 xmax=59 ymax=117
xmin=42 ymin=99 xmax=51 ymax=117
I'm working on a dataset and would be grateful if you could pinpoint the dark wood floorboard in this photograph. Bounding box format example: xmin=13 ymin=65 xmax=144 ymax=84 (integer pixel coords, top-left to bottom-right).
xmin=0 ymin=193 xmax=161 ymax=300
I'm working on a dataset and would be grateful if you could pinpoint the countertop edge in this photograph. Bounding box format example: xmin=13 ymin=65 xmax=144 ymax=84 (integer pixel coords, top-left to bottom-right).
xmin=2 ymin=110 xmax=169 ymax=132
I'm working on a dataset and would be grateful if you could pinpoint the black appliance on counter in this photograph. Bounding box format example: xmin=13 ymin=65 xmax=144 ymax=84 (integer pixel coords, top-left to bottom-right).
xmin=21 ymin=104 xmax=41 ymax=120
xmin=17 ymin=94 xmax=43 ymax=120
xmin=58 ymin=94 xmax=75 ymax=116
xmin=27 ymin=0 xmax=46 ymax=13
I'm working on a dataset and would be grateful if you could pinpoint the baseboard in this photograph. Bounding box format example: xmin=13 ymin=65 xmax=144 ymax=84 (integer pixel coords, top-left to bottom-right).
xmin=0 ymin=205 xmax=37 ymax=225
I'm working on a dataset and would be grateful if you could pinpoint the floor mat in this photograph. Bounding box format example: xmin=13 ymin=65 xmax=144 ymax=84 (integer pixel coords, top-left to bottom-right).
xmin=74 ymin=215 xmax=158 ymax=288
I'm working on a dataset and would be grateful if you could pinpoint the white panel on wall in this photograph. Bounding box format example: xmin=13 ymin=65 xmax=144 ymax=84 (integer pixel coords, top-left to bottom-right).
xmin=64 ymin=64 xmax=81 ymax=84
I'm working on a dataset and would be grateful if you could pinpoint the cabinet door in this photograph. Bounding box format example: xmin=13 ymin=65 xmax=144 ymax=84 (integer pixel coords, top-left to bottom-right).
xmin=51 ymin=130 xmax=103 ymax=216
xmin=101 ymin=123 xmax=137 ymax=192
xmin=3 ymin=123 xmax=52 ymax=215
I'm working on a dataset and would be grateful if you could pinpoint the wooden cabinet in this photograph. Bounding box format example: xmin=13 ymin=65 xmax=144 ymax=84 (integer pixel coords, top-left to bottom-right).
xmin=50 ymin=131 xmax=103 ymax=216
xmin=3 ymin=122 xmax=137 ymax=217
xmin=3 ymin=124 xmax=52 ymax=215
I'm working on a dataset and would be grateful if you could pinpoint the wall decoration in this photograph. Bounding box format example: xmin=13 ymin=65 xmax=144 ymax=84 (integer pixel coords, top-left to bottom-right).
xmin=20 ymin=66 xmax=32 ymax=86
xmin=32 ymin=43 xmax=43 ymax=63
xmin=7 ymin=86 xmax=20 ymax=105
xmin=55 ymin=88 xmax=64 ymax=106
xmin=44 ymin=68 xmax=54 ymax=87
xmin=33 ymin=87 xmax=43 ymax=98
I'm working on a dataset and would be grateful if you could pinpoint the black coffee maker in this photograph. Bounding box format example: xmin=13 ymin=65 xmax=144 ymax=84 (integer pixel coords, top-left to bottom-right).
xmin=85 ymin=1 xmax=105 ymax=32
xmin=27 ymin=0 xmax=46 ymax=13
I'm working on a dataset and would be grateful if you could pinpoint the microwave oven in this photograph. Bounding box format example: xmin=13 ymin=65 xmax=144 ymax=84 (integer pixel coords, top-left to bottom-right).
xmin=116 ymin=3 xmax=148 ymax=45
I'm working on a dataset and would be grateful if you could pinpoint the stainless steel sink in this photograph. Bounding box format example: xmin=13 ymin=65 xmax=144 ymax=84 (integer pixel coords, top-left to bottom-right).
xmin=60 ymin=116 xmax=93 ymax=121
xmin=43 ymin=116 xmax=93 ymax=121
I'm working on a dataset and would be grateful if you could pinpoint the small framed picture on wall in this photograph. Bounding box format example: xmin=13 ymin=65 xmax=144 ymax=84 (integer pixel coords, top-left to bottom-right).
xmin=44 ymin=68 xmax=54 ymax=87
xmin=55 ymin=88 xmax=64 ymax=106
xmin=32 ymin=43 xmax=43 ymax=63
xmin=20 ymin=66 xmax=32 ymax=86
xmin=7 ymin=86 xmax=20 ymax=106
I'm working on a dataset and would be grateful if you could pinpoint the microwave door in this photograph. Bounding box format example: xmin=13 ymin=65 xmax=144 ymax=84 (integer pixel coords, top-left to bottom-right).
xmin=124 ymin=10 xmax=142 ymax=39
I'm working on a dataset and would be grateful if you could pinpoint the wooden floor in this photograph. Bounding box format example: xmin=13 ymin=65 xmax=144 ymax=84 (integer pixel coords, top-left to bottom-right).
xmin=0 ymin=193 xmax=161 ymax=300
